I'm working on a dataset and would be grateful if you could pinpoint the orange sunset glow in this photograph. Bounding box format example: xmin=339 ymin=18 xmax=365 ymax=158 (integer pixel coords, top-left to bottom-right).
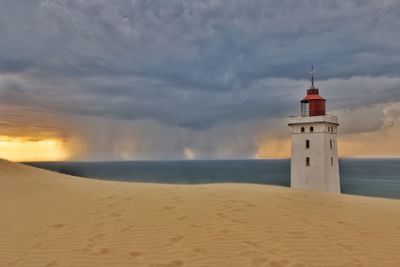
xmin=255 ymin=138 xmax=291 ymax=159
xmin=0 ymin=136 xmax=68 ymax=162
xmin=3 ymin=127 xmax=400 ymax=162
xmin=255 ymin=127 xmax=400 ymax=159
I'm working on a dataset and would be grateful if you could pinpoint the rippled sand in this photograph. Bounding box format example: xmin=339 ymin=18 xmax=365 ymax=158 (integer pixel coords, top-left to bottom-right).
xmin=1 ymin=159 xmax=400 ymax=266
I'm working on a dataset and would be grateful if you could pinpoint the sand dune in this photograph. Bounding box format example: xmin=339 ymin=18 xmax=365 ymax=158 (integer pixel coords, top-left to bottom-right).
xmin=1 ymin=159 xmax=400 ymax=266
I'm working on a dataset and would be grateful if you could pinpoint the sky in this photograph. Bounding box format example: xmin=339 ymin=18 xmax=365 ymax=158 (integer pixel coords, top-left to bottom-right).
xmin=0 ymin=0 xmax=400 ymax=161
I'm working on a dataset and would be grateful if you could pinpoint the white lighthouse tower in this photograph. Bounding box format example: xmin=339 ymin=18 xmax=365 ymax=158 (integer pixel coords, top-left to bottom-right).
xmin=288 ymin=66 xmax=340 ymax=193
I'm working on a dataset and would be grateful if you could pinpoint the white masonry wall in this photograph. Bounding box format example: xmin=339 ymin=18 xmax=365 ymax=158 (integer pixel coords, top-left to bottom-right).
xmin=289 ymin=115 xmax=340 ymax=193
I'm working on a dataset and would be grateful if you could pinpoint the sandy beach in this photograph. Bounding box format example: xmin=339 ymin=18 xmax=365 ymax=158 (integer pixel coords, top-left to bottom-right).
xmin=1 ymin=159 xmax=400 ymax=267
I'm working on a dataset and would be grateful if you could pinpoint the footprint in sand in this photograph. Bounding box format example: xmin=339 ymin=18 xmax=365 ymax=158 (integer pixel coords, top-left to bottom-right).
xmin=52 ymin=224 xmax=65 ymax=228
xmin=169 ymin=236 xmax=184 ymax=243
xmin=268 ymin=259 xmax=290 ymax=267
xmin=129 ymin=251 xmax=142 ymax=258
xmin=288 ymin=230 xmax=304 ymax=234
xmin=337 ymin=243 xmax=354 ymax=251
xmin=168 ymin=260 xmax=184 ymax=267
xmin=95 ymin=222 xmax=105 ymax=227
xmin=7 ymin=257 xmax=24 ymax=266
xmin=244 ymin=240 xmax=260 ymax=248
xmin=231 ymin=219 xmax=244 ymax=224
xmin=215 ymin=212 xmax=227 ymax=218
xmin=121 ymin=225 xmax=135 ymax=232
xmin=45 ymin=260 xmax=58 ymax=267
xmin=173 ymin=197 xmax=183 ymax=203
xmin=80 ymin=247 xmax=90 ymax=253
xmin=34 ymin=231 xmax=46 ymax=237
xmin=102 ymin=212 xmax=123 ymax=219
xmin=92 ymin=209 xmax=103 ymax=215
xmin=177 ymin=216 xmax=187 ymax=221
xmin=99 ymin=248 xmax=110 ymax=255
xmin=240 ymin=250 xmax=264 ymax=257
xmin=250 ymin=256 xmax=269 ymax=266
xmin=286 ymin=263 xmax=306 ymax=267
xmin=164 ymin=205 xmax=176 ymax=210
xmin=193 ymin=248 xmax=207 ymax=255
xmin=88 ymin=233 xmax=107 ymax=242
xmin=99 ymin=195 xmax=117 ymax=202
xmin=288 ymin=231 xmax=306 ymax=238
xmin=154 ymin=260 xmax=184 ymax=267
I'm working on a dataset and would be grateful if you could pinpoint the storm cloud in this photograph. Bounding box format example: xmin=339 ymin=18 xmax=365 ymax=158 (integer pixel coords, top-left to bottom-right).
xmin=0 ymin=0 xmax=400 ymax=160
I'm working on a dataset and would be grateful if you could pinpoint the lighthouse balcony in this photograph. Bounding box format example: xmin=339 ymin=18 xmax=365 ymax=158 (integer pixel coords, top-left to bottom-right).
xmin=288 ymin=114 xmax=338 ymax=125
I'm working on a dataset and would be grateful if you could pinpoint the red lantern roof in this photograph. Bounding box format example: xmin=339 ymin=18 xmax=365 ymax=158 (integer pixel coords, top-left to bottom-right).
xmin=299 ymin=65 xmax=327 ymax=116
xmin=302 ymin=93 xmax=326 ymax=101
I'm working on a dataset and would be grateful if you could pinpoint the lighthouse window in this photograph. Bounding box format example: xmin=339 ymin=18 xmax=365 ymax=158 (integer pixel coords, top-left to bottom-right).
xmin=310 ymin=126 xmax=314 ymax=132
xmin=305 ymin=140 xmax=310 ymax=149
xmin=330 ymin=139 xmax=333 ymax=149
xmin=331 ymin=157 xmax=333 ymax=166
xmin=301 ymin=127 xmax=305 ymax=133
xmin=306 ymin=157 xmax=310 ymax=166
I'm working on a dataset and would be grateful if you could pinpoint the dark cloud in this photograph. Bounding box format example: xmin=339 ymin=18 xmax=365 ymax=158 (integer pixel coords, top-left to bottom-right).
xmin=0 ymin=0 xmax=399 ymax=159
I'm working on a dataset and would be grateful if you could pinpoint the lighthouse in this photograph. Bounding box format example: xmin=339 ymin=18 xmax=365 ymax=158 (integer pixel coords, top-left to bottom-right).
xmin=288 ymin=66 xmax=340 ymax=193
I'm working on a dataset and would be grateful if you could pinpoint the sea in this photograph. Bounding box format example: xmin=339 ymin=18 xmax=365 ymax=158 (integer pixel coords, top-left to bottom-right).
xmin=25 ymin=159 xmax=400 ymax=199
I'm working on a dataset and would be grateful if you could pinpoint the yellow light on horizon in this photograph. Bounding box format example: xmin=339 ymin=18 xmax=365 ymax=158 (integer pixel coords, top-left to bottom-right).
xmin=0 ymin=136 xmax=69 ymax=162
xmin=255 ymin=128 xmax=400 ymax=159
xmin=255 ymin=138 xmax=291 ymax=159
xmin=183 ymin=147 xmax=195 ymax=160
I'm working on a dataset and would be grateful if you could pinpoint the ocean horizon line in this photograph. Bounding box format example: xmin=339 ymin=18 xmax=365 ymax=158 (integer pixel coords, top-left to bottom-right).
xmin=21 ymin=156 xmax=400 ymax=163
